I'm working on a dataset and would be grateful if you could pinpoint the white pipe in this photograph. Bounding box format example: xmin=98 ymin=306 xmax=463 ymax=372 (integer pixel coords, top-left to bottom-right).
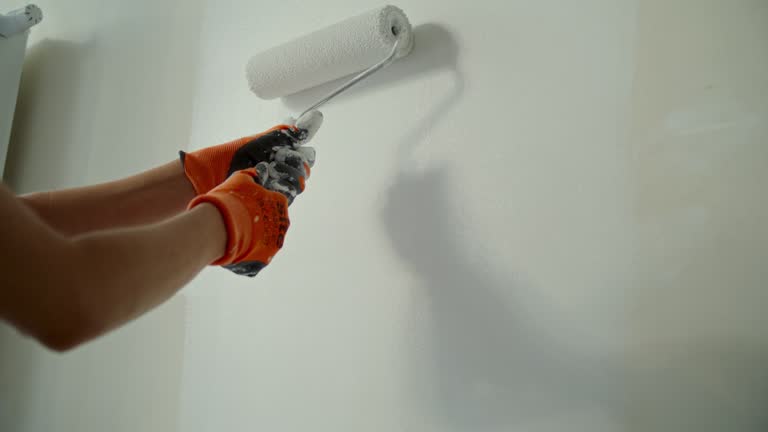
xmin=0 ymin=4 xmax=42 ymax=39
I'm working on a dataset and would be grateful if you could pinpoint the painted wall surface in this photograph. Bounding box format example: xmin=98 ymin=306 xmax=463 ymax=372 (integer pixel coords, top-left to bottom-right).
xmin=179 ymin=0 xmax=768 ymax=431
xmin=2 ymin=0 xmax=767 ymax=431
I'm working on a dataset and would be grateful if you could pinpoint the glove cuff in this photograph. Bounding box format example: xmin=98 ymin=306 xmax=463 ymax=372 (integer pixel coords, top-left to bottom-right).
xmin=180 ymin=150 xmax=218 ymax=196
xmin=188 ymin=191 xmax=253 ymax=266
xmin=187 ymin=168 xmax=290 ymax=267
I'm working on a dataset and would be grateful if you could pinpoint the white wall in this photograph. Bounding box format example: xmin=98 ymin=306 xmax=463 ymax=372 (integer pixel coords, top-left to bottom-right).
xmin=179 ymin=0 xmax=768 ymax=431
xmin=1 ymin=0 xmax=767 ymax=431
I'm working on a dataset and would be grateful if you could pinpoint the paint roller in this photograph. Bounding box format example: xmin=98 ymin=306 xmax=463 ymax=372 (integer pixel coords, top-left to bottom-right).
xmin=246 ymin=5 xmax=414 ymax=119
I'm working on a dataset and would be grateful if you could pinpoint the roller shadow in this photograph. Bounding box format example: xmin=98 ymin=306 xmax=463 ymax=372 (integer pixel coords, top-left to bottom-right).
xmin=382 ymin=167 xmax=626 ymax=430
xmin=281 ymin=23 xmax=458 ymax=112
xmin=378 ymin=24 xmax=624 ymax=430
xmin=382 ymin=132 xmax=768 ymax=430
xmin=381 ymin=57 xmax=768 ymax=432
xmin=4 ymin=39 xmax=86 ymax=191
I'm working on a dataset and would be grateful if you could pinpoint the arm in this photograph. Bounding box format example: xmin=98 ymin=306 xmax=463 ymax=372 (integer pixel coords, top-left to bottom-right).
xmin=19 ymin=161 xmax=196 ymax=236
xmin=18 ymin=111 xmax=322 ymax=237
xmin=2 ymin=112 xmax=320 ymax=349
xmin=0 ymin=183 xmax=225 ymax=351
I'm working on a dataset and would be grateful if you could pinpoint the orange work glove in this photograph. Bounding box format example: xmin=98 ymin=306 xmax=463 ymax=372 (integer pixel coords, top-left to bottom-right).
xmin=180 ymin=111 xmax=322 ymax=195
xmin=188 ymin=168 xmax=290 ymax=277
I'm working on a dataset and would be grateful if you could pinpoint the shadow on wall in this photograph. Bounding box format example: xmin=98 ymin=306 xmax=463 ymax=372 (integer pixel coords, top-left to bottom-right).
xmin=382 ymin=167 xmax=626 ymax=430
xmin=4 ymin=39 xmax=87 ymax=191
xmin=281 ymin=23 xmax=460 ymax=112
xmin=378 ymin=22 xmax=768 ymax=432
xmin=7 ymin=13 xmax=204 ymax=192
xmin=378 ymin=22 xmax=623 ymax=430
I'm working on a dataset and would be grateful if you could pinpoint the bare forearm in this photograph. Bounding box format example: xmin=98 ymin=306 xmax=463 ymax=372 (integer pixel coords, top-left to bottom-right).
xmin=21 ymin=161 xmax=196 ymax=236
xmin=2 ymin=194 xmax=225 ymax=351
xmin=51 ymin=205 xmax=225 ymax=349
xmin=73 ymin=203 xmax=223 ymax=324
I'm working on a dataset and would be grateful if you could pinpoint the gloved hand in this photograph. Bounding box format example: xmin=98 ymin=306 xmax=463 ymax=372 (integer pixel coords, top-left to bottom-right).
xmin=180 ymin=111 xmax=322 ymax=197
xmin=188 ymin=168 xmax=290 ymax=277
xmin=253 ymin=144 xmax=315 ymax=205
xmin=185 ymin=112 xmax=321 ymax=276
